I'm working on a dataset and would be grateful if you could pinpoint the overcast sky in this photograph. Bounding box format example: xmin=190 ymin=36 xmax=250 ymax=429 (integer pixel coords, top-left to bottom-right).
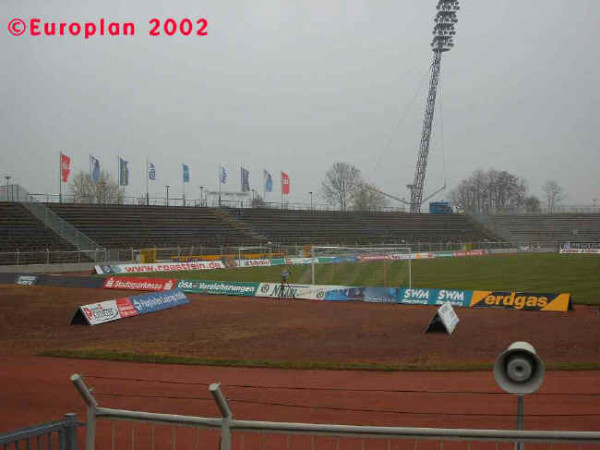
xmin=1 ymin=0 xmax=598 ymax=207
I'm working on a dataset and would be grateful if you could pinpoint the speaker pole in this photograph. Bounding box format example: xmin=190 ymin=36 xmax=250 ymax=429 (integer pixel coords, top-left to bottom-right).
xmin=516 ymin=395 xmax=524 ymax=450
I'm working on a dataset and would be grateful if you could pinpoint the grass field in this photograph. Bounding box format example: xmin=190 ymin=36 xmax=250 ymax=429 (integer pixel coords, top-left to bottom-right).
xmin=128 ymin=254 xmax=600 ymax=305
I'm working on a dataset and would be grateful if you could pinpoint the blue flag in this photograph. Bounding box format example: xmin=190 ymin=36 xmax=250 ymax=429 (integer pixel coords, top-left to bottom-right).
xmin=148 ymin=162 xmax=156 ymax=181
xmin=219 ymin=166 xmax=227 ymax=184
xmin=241 ymin=167 xmax=250 ymax=192
xmin=264 ymin=170 xmax=273 ymax=193
xmin=182 ymin=164 xmax=190 ymax=183
xmin=119 ymin=157 xmax=129 ymax=186
xmin=89 ymin=155 xmax=100 ymax=183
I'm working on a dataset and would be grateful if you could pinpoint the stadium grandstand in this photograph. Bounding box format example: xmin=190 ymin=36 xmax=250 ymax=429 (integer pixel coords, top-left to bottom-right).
xmin=471 ymin=213 xmax=600 ymax=247
xmin=0 ymin=200 xmax=498 ymax=263
xmin=6 ymin=195 xmax=600 ymax=266
xmin=0 ymin=202 xmax=78 ymax=265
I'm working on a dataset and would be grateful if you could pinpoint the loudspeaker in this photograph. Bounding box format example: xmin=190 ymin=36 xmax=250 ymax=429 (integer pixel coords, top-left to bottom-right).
xmin=493 ymin=341 xmax=545 ymax=395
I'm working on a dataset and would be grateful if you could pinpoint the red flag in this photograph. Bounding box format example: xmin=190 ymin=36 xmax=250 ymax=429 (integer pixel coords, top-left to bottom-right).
xmin=281 ymin=171 xmax=290 ymax=195
xmin=61 ymin=153 xmax=71 ymax=182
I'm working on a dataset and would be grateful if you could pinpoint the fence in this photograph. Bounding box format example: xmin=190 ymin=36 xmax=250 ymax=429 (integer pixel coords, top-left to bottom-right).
xmin=70 ymin=374 xmax=600 ymax=450
xmin=0 ymin=413 xmax=81 ymax=450
xmin=0 ymin=241 xmax=515 ymax=267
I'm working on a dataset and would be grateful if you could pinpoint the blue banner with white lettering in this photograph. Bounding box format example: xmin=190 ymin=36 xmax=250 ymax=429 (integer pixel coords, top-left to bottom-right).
xmin=130 ymin=288 xmax=190 ymax=314
xmin=323 ymin=286 xmax=472 ymax=306
xmin=396 ymin=288 xmax=472 ymax=307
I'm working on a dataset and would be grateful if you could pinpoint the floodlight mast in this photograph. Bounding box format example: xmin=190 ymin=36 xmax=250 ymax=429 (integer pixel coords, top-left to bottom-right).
xmin=409 ymin=0 xmax=459 ymax=213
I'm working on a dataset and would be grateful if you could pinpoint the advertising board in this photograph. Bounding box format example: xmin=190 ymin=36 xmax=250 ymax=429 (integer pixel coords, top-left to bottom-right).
xmin=16 ymin=275 xmax=38 ymax=286
xmin=470 ymin=291 xmax=571 ymax=312
xmin=95 ymin=261 xmax=225 ymax=274
xmin=70 ymin=289 xmax=190 ymax=326
xmin=237 ymin=259 xmax=272 ymax=268
xmin=398 ymin=288 xmax=472 ymax=307
xmin=103 ymin=276 xmax=177 ymax=291
xmin=454 ymin=249 xmax=486 ymax=257
xmin=256 ymin=282 xmax=331 ymax=300
xmin=177 ymin=279 xmax=259 ymax=296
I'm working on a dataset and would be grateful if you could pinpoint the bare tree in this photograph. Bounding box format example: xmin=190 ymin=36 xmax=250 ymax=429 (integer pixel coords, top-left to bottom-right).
xmin=351 ymin=182 xmax=387 ymax=211
xmin=70 ymin=170 xmax=124 ymax=204
xmin=321 ymin=162 xmax=362 ymax=211
xmin=523 ymin=196 xmax=542 ymax=213
xmin=449 ymin=169 xmax=527 ymax=213
xmin=541 ymin=180 xmax=565 ymax=214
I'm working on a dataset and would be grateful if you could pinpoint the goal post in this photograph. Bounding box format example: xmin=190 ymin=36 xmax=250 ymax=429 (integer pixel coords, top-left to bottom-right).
xmin=310 ymin=245 xmax=412 ymax=288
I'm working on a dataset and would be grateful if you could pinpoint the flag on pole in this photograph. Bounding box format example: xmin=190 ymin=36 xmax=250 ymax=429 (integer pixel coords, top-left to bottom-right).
xmin=119 ymin=157 xmax=129 ymax=186
xmin=281 ymin=171 xmax=290 ymax=195
xmin=89 ymin=155 xmax=100 ymax=183
xmin=182 ymin=164 xmax=190 ymax=183
xmin=264 ymin=170 xmax=273 ymax=193
xmin=60 ymin=152 xmax=71 ymax=183
xmin=148 ymin=162 xmax=156 ymax=181
xmin=219 ymin=166 xmax=227 ymax=184
xmin=241 ymin=167 xmax=250 ymax=192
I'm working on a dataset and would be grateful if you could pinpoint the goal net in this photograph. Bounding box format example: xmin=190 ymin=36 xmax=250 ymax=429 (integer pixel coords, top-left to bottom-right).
xmin=310 ymin=245 xmax=412 ymax=287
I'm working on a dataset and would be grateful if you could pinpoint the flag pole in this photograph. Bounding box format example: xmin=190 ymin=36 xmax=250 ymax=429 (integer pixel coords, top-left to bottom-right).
xmin=146 ymin=158 xmax=149 ymax=206
xmin=59 ymin=152 xmax=62 ymax=204
xmin=280 ymin=171 xmax=283 ymax=208
xmin=218 ymin=165 xmax=222 ymax=207
xmin=117 ymin=155 xmax=120 ymax=204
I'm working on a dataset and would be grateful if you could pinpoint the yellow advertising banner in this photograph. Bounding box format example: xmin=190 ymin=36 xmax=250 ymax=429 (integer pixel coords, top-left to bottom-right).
xmin=470 ymin=291 xmax=571 ymax=312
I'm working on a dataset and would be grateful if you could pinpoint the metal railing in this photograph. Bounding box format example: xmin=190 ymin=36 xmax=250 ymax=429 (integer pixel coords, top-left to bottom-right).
xmin=1 ymin=184 xmax=102 ymax=253
xmin=71 ymin=374 xmax=600 ymax=450
xmin=0 ymin=242 xmax=515 ymax=267
xmin=0 ymin=413 xmax=81 ymax=450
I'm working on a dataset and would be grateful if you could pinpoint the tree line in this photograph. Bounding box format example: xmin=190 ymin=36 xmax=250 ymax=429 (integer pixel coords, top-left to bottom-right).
xmin=68 ymin=164 xmax=566 ymax=213
xmin=449 ymin=169 xmax=565 ymax=214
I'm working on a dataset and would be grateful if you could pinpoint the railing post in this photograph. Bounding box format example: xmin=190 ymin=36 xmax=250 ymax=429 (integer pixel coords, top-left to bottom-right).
xmin=63 ymin=413 xmax=78 ymax=450
xmin=71 ymin=374 xmax=98 ymax=450
xmin=210 ymin=383 xmax=232 ymax=450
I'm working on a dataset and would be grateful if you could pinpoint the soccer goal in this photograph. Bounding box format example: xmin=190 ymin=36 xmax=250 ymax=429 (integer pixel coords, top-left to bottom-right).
xmin=310 ymin=245 xmax=412 ymax=288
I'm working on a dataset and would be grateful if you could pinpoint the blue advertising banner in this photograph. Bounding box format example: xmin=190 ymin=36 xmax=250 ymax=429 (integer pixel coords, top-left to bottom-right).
xmin=323 ymin=287 xmax=369 ymax=301
xmin=397 ymin=288 xmax=472 ymax=307
xmin=322 ymin=286 xmax=473 ymax=306
xmin=130 ymin=288 xmax=190 ymax=314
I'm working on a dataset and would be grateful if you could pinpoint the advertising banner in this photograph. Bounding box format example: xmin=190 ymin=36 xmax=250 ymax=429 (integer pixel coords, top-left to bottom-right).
xmin=237 ymin=259 xmax=272 ymax=268
xmin=129 ymin=289 xmax=190 ymax=314
xmin=323 ymin=286 xmax=370 ymax=301
xmin=103 ymin=276 xmax=177 ymax=291
xmin=425 ymin=302 xmax=460 ymax=334
xmin=470 ymin=291 xmax=571 ymax=312
xmin=16 ymin=275 xmax=38 ymax=286
xmin=559 ymin=248 xmax=600 ymax=255
xmin=74 ymin=299 xmax=127 ymax=326
xmin=398 ymin=288 xmax=472 ymax=307
xmin=95 ymin=261 xmax=225 ymax=275
xmin=454 ymin=249 xmax=486 ymax=257
xmin=256 ymin=282 xmax=336 ymax=300
xmin=286 ymin=257 xmax=314 ymax=265
xmin=70 ymin=289 xmax=190 ymax=326
xmin=177 ymin=279 xmax=259 ymax=296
